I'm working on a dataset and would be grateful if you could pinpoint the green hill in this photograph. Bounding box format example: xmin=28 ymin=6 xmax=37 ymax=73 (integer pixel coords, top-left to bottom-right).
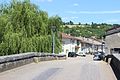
xmin=63 ymin=23 xmax=112 ymax=39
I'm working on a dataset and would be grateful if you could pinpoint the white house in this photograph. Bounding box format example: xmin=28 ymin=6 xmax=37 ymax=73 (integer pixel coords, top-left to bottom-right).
xmin=60 ymin=33 xmax=103 ymax=56
xmin=60 ymin=33 xmax=82 ymax=56
xmin=76 ymin=37 xmax=103 ymax=54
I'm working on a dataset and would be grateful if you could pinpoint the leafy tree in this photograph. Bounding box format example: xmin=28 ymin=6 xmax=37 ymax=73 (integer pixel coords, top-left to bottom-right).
xmin=0 ymin=0 xmax=62 ymax=55
xmin=69 ymin=21 xmax=74 ymax=25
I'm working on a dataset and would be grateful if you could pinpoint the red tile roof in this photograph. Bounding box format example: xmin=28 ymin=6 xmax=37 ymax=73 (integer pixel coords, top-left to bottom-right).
xmin=61 ymin=33 xmax=74 ymax=39
xmin=61 ymin=33 xmax=102 ymax=45
xmin=61 ymin=33 xmax=82 ymax=42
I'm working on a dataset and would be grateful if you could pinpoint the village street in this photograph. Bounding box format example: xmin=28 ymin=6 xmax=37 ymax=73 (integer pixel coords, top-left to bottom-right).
xmin=0 ymin=55 xmax=116 ymax=80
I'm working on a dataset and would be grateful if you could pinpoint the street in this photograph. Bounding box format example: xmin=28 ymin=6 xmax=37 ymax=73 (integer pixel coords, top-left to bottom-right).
xmin=0 ymin=55 xmax=117 ymax=80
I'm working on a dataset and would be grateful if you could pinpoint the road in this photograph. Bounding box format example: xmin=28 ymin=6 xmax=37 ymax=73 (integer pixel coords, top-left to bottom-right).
xmin=0 ymin=55 xmax=117 ymax=80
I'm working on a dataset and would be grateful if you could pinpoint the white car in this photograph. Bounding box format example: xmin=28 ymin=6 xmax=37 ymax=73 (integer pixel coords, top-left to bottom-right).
xmin=77 ymin=51 xmax=86 ymax=57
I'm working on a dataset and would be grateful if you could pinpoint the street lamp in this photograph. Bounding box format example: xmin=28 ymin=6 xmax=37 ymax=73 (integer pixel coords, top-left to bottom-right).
xmin=51 ymin=26 xmax=56 ymax=54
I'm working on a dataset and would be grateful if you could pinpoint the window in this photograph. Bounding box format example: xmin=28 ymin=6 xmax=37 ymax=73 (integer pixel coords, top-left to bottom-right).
xmin=110 ymin=48 xmax=120 ymax=54
xmin=62 ymin=41 xmax=65 ymax=45
xmin=71 ymin=39 xmax=75 ymax=44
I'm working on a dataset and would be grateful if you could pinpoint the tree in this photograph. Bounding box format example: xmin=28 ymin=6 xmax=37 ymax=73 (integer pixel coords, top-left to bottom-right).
xmin=78 ymin=22 xmax=81 ymax=25
xmin=69 ymin=20 xmax=74 ymax=25
xmin=48 ymin=15 xmax=63 ymax=34
xmin=0 ymin=0 xmax=62 ymax=55
xmin=63 ymin=23 xmax=112 ymax=39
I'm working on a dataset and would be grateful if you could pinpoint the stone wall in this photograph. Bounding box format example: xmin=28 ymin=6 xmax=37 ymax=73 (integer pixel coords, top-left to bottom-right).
xmin=0 ymin=52 xmax=66 ymax=72
xmin=105 ymin=32 xmax=120 ymax=54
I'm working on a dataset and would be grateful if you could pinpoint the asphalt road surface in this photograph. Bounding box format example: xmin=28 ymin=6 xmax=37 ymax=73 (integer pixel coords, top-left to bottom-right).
xmin=0 ymin=55 xmax=117 ymax=80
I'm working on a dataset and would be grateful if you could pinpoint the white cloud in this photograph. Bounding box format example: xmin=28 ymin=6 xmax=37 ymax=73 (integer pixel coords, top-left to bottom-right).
xmin=106 ymin=19 xmax=120 ymax=23
xmin=62 ymin=16 xmax=78 ymax=20
xmin=71 ymin=16 xmax=79 ymax=19
xmin=73 ymin=3 xmax=79 ymax=7
xmin=67 ymin=10 xmax=120 ymax=14
xmin=62 ymin=17 xmax=68 ymax=20
xmin=47 ymin=0 xmax=53 ymax=2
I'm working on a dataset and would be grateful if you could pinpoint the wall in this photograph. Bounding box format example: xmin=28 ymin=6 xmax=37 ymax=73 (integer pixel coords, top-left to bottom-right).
xmin=0 ymin=52 xmax=66 ymax=72
xmin=61 ymin=38 xmax=71 ymax=55
xmin=61 ymin=38 xmax=79 ymax=56
xmin=105 ymin=54 xmax=120 ymax=80
xmin=76 ymin=41 xmax=82 ymax=54
xmin=105 ymin=32 xmax=120 ymax=54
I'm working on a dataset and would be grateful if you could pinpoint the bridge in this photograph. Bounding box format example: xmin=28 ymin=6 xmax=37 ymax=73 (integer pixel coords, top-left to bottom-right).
xmin=0 ymin=55 xmax=117 ymax=80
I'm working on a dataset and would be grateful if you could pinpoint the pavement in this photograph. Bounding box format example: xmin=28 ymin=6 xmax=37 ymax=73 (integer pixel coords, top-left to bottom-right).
xmin=0 ymin=55 xmax=117 ymax=80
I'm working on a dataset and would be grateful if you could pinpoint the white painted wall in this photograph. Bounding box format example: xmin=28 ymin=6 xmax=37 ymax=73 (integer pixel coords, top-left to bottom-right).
xmin=60 ymin=38 xmax=81 ymax=56
xmin=60 ymin=36 xmax=103 ymax=56
xmin=76 ymin=42 xmax=82 ymax=54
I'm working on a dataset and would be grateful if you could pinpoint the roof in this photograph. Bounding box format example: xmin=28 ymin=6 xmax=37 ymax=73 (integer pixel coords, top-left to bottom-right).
xmin=76 ymin=37 xmax=102 ymax=45
xmin=61 ymin=33 xmax=74 ymax=39
xmin=61 ymin=33 xmax=102 ymax=45
xmin=61 ymin=33 xmax=82 ymax=42
xmin=106 ymin=26 xmax=120 ymax=36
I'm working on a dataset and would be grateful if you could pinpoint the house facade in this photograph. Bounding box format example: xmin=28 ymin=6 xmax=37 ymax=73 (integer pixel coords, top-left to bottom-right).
xmin=76 ymin=37 xmax=103 ymax=54
xmin=60 ymin=33 xmax=82 ymax=56
xmin=105 ymin=27 xmax=120 ymax=54
xmin=60 ymin=33 xmax=103 ymax=56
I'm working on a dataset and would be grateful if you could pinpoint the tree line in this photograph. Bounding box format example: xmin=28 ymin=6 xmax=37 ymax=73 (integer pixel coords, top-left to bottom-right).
xmin=0 ymin=0 xmax=63 ymax=56
xmin=63 ymin=22 xmax=113 ymax=39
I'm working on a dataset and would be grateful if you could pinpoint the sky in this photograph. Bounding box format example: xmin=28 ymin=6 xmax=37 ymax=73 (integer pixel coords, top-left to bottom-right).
xmin=1 ymin=0 xmax=120 ymax=24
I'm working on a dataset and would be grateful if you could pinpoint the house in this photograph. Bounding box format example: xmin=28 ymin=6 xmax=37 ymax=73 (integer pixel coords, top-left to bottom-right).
xmin=105 ymin=26 xmax=120 ymax=54
xmin=60 ymin=33 xmax=103 ymax=56
xmin=76 ymin=37 xmax=103 ymax=54
xmin=60 ymin=33 xmax=82 ymax=56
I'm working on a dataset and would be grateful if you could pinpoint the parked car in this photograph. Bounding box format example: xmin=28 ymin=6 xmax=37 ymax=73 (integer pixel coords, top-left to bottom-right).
xmin=93 ymin=53 xmax=101 ymax=60
xmin=77 ymin=52 xmax=86 ymax=57
xmin=98 ymin=51 xmax=105 ymax=60
xmin=68 ymin=52 xmax=77 ymax=57
xmin=93 ymin=51 xmax=105 ymax=60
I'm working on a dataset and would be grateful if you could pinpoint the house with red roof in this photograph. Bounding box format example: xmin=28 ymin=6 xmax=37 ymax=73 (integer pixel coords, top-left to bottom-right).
xmin=60 ymin=33 xmax=103 ymax=56
xmin=60 ymin=33 xmax=82 ymax=56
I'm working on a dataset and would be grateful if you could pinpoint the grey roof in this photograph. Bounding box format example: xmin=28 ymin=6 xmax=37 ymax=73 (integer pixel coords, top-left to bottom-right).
xmin=106 ymin=27 xmax=120 ymax=36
